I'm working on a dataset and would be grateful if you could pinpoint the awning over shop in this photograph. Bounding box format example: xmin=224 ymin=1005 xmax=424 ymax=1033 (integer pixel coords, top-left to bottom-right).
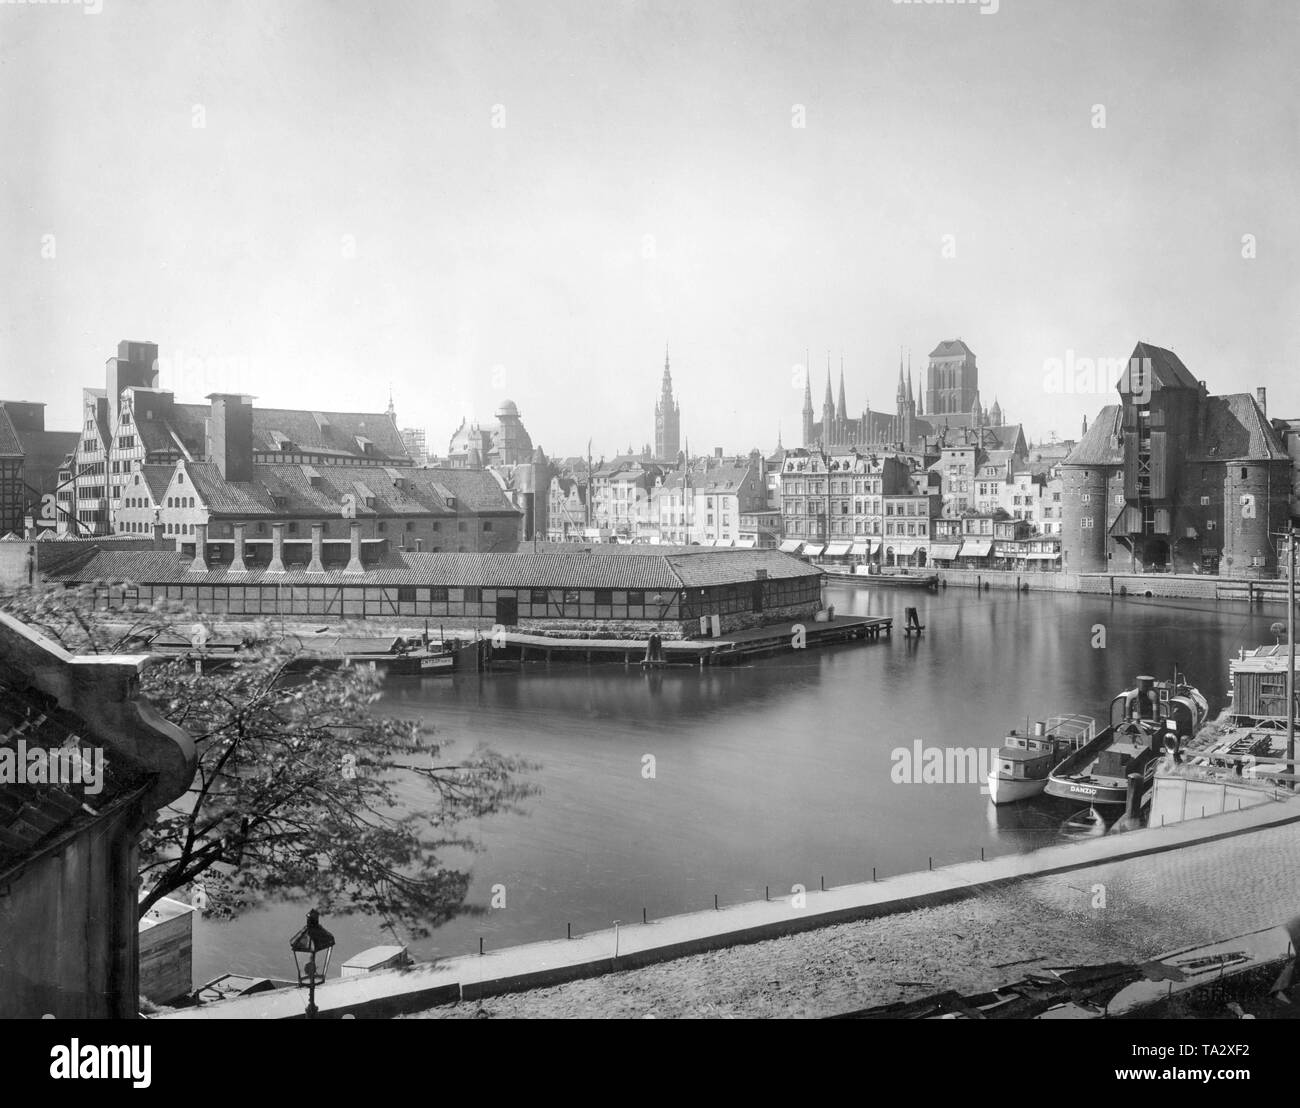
xmin=892 ymin=542 xmax=917 ymax=556
xmin=960 ymin=540 xmax=993 ymax=557
xmin=824 ymin=542 xmax=852 ymax=556
xmin=734 ymin=538 xmax=757 ymax=548
xmin=928 ymin=543 xmax=962 ymax=559
xmin=849 ymin=541 xmax=873 ymax=556
xmin=1024 ymin=551 xmax=1061 ymax=560
xmin=778 ymin=539 xmax=803 ymax=553
xmin=802 ymin=543 xmax=825 ymax=556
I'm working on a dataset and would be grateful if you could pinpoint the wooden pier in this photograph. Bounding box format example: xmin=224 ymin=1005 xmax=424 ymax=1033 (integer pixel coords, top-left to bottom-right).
xmin=460 ymin=614 xmax=893 ymax=670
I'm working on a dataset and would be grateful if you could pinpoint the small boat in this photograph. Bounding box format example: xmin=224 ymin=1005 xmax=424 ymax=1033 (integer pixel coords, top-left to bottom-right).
xmin=822 ymin=565 xmax=938 ymax=590
xmin=1045 ymin=673 xmax=1209 ymax=808
xmin=987 ymin=715 xmax=1096 ymax=804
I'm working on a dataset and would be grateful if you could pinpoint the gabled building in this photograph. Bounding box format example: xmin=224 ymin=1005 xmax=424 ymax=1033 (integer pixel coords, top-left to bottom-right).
xmin=0 ymin=402 xmax=78 ymax=537
xmin=65 ymin=340 xmax=412 ymax=537
xmin=545 ymin=475 xmax=589 ymax=542
xmin=1062 ymin=343 xmax=1292 ymax=576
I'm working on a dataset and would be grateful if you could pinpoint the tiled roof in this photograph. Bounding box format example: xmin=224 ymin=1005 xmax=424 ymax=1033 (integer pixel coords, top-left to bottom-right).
xmin=1195 ymin=394 xmax=1290 ymax=461
xmin=140 ymin=464 xmax=174 ymax=503
xmin=48 ymin=547 xmax=823 ymax=590
xmin=177 ymin=462 xmax=519 ymax=519
xmin=1062 ymin=405 xmax=1124 ymax=467
xmin=0 ymin=678 xmax=150 ymax=881
xmin=929 ymin=339 xmax=974 ymax=359
xmin=1122 ymin=342 xmax=1201 ymax=392
xmin=252 ymin=408 xmax=408 ymax=460
xmin=0 ymin=408 xmax=21 ymax=456
xmin=693 ymin=465 xmax=753 ymax=493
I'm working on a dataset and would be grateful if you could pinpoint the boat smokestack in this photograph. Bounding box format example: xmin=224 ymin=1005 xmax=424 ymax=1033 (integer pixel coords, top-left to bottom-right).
xmin=1034 ymin=721 xmax=1046 ymax=736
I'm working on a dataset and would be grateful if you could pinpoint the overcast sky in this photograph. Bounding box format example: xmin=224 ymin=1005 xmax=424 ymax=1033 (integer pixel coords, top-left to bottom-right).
xmin=3 ymin=0 xmax=1297 ymax=460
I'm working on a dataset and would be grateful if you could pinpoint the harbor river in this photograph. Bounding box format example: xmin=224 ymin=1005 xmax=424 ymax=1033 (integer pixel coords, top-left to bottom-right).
xmin=191 ymin=584 xmax=1285 ymax=984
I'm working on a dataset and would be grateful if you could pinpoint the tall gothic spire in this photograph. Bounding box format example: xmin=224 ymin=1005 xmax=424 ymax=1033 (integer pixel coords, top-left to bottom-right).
xmin=836 ymin=357 xmax=847 ymax=422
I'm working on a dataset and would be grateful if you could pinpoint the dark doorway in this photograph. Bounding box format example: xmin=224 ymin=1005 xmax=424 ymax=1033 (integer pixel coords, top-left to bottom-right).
xmin=496 ymin=595 xmax=518 ymax=625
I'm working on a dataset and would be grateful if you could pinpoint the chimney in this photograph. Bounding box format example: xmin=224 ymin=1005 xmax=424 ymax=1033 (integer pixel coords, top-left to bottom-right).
xmin=229 ymin=522 xmax=248 ymax=574
xmin=1256 ymin=387 xmax=1267 ymax=418
xmin=206 ymin=393 xmax=255 ymax=482
xmin=307 ymin=522 xmax=325 ymax=574
xmin=266 ymin=522 xmax=286 ymax=574
xmin=152 ymin=521 xmax=165 ymax=549
xmin=188 ymin=523 xmax=209 ymax=574
xmin=344 ymin=521 xmax=365 ymax=575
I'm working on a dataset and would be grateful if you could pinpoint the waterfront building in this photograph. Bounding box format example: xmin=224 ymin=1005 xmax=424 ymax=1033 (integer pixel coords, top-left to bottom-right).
xmin=113 ymin=454 xmax=521 ymax=559
xmin=1062 ymin=343 xmax=1291 ymax=576
xmin=590 ymin=455 xmax=662 ymax=540
xmin=45 ymin=542 xmax=824 ymax=639
xmin=0 ymin=401 xmax=78 ymax=537
xmin=779 ymin=446 xmax=917 ymax=563
xmin=545 ymin=475 xmax=589 ymax=542
xmin=1001 ymin=466 xmax=1058 ymax=532
xmin=881 ymin=490 xmax=941 ymax=567
xmin=650 ymin=458 xmax=766 ymax=546
xmin=739 ymin=508 xmax=783 ymax=549
xmin=65 ymin=341 xmax=413 ymax=537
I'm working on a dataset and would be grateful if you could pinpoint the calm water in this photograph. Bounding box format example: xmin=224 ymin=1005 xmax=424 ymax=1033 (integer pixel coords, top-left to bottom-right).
xmin=193 ymin=584 xmax=1280 ymax=983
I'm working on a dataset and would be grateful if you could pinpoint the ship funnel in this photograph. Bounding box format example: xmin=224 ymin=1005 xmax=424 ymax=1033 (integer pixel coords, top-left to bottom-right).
xmin=1136 ymin=675 xmax=1155 ymax=694
xmin=1034 ymin=721 xmax=1046 ymax=736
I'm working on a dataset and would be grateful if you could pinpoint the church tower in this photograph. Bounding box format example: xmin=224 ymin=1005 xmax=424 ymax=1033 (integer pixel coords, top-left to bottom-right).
xmin=655 ymin=345 xmax=681 ymax=461
xmin=801 ymin=363 xmax=814 ymax=447
xmin=821 ymin=364 xmax=835 ymax=447
xmin=836 ymin=361 xmax=847 ymax=444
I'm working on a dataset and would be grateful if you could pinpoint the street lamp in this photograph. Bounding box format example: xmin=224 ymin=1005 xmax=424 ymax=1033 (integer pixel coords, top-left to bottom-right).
xmin=290 ymin=909 xmax=336 ymax=1019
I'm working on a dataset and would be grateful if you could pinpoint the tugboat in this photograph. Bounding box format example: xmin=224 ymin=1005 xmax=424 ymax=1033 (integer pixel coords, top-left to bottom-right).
xmin=987 ymin=715 xmax=1096 ymax=805
xmin=1045 ymin=673 xmax=1209 ymax=809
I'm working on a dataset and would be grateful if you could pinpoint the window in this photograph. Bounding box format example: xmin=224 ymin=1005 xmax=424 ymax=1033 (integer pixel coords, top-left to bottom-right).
xmin=288 ymin=522 xmax=298 ymax=534
xmin=627 ymin=590 xmax=645 ymax=606
xmin=458 ymin=521 xmax=467 ymax=532
xmin=595 ymin=589 xmax=613 ymax=605
xmin=1081 ymin=493 xmax=1091 ymax=504
xmin=530 ymin=589 xmax=548 ymax=605
xmin=483 ymin=521 xmax=492 ymax=532
xmin=563 ymin=590 xmax=580 ymax=605
xmin=398 ymin=587 xmax=417 ymax=603
xmin=406 ymin=521 xmax=415 ymax=531
xmin=1200 ymin=495 xmax=1210 ymax=506
xmin=378 ymin=522 xmax=386 ymax=532
xmin=464 ymin=587 xmax=480 ymax=603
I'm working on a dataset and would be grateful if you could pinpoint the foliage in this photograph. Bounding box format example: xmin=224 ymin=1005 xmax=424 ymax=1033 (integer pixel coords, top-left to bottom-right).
xmin=2 ymin=582 xmax=538 ymax=937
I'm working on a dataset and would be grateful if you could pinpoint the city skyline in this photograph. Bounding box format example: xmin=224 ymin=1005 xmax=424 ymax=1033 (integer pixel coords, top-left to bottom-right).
xmin=4 ymin=0 xmax=1297 ymax=459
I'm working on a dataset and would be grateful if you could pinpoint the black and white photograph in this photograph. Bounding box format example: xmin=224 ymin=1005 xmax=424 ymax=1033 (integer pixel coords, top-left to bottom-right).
xmin=2 ymin=0 xmax=1299 ymax=1070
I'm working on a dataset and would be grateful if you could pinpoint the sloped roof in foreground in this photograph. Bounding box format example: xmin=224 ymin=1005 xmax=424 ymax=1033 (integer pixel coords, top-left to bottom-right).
xmin=45 ymin=547 xmax=823 ymax=591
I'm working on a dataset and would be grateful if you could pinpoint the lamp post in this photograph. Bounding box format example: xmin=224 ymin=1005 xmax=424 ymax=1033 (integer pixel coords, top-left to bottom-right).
xmin=290 ymin=909 xmax=336 ymax=1019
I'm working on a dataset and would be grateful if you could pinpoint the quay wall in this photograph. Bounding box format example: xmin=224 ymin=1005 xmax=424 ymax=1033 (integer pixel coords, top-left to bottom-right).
xmin=931 ymin=568 xmax=1294 ymax=604
xmin=160 ymin=799 xmax=1300 ymax=1020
